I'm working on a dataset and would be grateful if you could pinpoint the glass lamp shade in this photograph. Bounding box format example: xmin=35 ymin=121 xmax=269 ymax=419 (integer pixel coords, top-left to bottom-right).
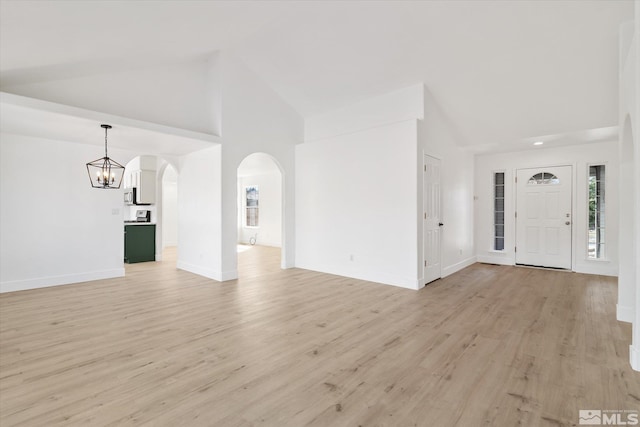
xmin=86 ymin=157 xmax=125 ymax=189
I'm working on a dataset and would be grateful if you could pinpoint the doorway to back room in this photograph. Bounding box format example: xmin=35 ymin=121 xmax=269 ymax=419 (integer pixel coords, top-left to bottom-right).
xmin=236 ymin=153 xmax=283 ymax=278
xmin=160 ymin=164 xmax=178 ymax=264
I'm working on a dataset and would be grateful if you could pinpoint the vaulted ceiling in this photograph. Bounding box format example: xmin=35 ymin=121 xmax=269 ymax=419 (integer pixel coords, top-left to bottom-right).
xmin=0 ymin=0 xmax=634 ymax=150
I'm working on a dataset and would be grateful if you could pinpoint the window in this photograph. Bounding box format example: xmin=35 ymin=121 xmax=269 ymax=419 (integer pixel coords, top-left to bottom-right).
xmin=527 ymin=172 xmax=559 ymax=185
xmin=245 ymin=186 xmax=259 ymax=227
xmin=588 ymin=165 xmax=605 ymax=259
xmin=494 ymin=172 xmax=505 ymax=251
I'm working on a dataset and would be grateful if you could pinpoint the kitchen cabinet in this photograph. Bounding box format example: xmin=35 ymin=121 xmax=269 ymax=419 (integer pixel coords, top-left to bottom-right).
xmin=124 ymin=224 xmax=156 ymax=263
xmin=123 ymin=169 xmax=138 ymax=189
xmin=136 ymin=170 xmax=156 ymax=204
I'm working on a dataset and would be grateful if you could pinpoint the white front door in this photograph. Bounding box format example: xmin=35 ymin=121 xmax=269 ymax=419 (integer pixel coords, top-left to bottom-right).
xmin=424 ymin=155 xmax=442 ymax=284
xmin=516 ymin=166 xmax=572 ymax=269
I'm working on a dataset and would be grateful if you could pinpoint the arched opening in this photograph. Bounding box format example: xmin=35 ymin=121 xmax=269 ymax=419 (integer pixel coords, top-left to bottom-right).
xmin=123 ymin=155 xmax=157 ymax=265
xmin=236 ymin=153 xmax=284 ymax=277
xmin=122 ymin=155 xmax=179 ymax=267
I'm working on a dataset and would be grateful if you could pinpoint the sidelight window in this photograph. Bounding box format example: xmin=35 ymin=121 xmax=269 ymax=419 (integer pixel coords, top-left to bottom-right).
xmin=588 ymin=165 xmax=605 ymax=259
xmin=493 ymin=172 xmax=505 ymax=251
xmin=245 ymin=186 xmax=259 ymax=227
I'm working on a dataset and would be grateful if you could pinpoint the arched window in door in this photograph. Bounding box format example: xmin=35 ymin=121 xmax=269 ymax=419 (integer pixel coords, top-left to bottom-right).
xmin=527 ymin=172 xmax=559 ymax=185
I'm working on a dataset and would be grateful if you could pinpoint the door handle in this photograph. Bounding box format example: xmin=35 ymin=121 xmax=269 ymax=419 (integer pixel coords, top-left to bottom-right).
xmin=439 ymin=223 xmax=444 ymax=227
xmin=565 ymin=221 xmax=571 ymax=225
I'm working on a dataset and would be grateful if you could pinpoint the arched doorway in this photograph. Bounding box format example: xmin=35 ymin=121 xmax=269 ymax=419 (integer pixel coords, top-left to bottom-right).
xmin=123 ymin=156 xmax=179 ymax=266
xmin=236 ymin=153 xmax=284 ymax=277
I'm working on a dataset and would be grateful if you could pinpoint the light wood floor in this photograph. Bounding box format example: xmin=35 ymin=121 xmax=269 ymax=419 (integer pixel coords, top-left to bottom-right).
xmin=1 ymin=246 xmax=638 ymax=426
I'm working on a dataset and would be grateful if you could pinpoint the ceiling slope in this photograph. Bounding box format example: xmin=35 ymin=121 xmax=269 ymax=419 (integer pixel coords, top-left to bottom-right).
xmin=0 ymin=1 xmax=633 ymax=150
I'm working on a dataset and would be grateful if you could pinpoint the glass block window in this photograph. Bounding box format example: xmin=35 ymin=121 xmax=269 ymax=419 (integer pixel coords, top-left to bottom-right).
xmin=528 ymin=172 xmax=559 ymax=185
xmin=588 ymin=165 xmax=605 ymax=259
xmin=494 ymin=172 xmax=505 ymax=251
xmin=245 ymin=186 xmax=259 ymax=227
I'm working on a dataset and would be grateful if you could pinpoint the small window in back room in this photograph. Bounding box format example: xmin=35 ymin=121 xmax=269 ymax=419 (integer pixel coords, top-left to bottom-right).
xmin=245 ymin=186 xmax=259 ymax=227
xmin=588 ymin=165 xmax=605 ymax=259
xmin=494 ymin=172 xmax=505 ymax=251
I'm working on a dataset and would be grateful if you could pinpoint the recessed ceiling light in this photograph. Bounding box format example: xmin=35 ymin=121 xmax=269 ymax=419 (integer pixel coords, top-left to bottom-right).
xmin=533 ymin=141 xmax=544 ymax=146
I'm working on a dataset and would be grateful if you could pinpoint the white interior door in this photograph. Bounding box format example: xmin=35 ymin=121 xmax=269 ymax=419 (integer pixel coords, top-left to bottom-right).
xmin=516 ymin=166 xmax=572 ymax=269
xmin=424 ymin=155 xmax=442 ymax=284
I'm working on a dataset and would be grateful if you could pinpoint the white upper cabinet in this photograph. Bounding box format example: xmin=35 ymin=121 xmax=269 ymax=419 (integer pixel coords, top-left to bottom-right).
xmin=136 ymin=170 xmax=156 ymax=204
xmin=124 ymin=156 xmax=157 ymax=204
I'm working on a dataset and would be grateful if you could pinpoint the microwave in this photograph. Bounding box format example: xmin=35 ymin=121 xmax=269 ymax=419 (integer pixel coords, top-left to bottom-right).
xmin=124 ymin=187 xmax=151 ymax=205
xmin=124 ymin=188 xmax=137 ymax=205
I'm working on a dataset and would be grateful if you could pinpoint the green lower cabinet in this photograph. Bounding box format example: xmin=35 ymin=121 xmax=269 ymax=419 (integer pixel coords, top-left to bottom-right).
xmin=124 ymin=224 xmax=156 ymax=263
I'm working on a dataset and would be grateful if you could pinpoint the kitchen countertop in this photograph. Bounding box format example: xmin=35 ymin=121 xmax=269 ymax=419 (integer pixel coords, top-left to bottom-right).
xmin=124 ymin=222 xmax=156 ymax=226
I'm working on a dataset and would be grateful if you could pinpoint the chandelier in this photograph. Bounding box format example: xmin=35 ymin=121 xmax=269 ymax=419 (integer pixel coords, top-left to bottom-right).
xmin=86 ymin=124 xmax=125 ymax=189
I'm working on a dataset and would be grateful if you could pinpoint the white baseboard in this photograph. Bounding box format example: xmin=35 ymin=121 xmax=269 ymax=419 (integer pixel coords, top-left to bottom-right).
xmin=476 ymin=254 xmax=619 ymax=277
xmin=176 ymin=261 xmax=237 ymax=282
xmin=617 ymin=304 xmax=634 ymax=323
xmin=219 ymin=270 xmax=238 ymax=281
xmin=631 ymin=345 xmax=640 ymax=371
xmin=476 ymin=254 xmax=513 ymax=266
xmin=294 ymin=261 xmax=420 ymax=290
xmin=295 ymin=257 xmax=477 ymax=290
xmin=574 ymin=264 xmax=618 ymax=277
xmin=442 ymin=256 xmax=477 ymax=278
xmin=0 ymin=268 xmax=125 ymax=293
xmin=281 ymin=251 xmax=295 ymax=269
xmin=177 ymin=261 xmax=218 ymax=281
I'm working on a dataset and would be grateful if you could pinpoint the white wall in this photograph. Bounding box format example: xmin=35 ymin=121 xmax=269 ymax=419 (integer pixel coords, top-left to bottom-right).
xmin=297 ymin=83 xmax=476 ymax=289
xmin=176 ymin=146 xmax=223 ymax=280
xmin=418 ymin=88 xmax=476 ymax=279
xmin=0 ymin=133 xmax=138 ymax=292
xmin=474 ymin=141 xmax=619 ymax=277
xmin=619 ymin=19 xmax=637 ymax=324
xmin=296 ymin=120 xmax=419 ymax=289
xmin=1 ymin=58 xmax=219 ymax=135
xmin=218 ymin=53 xmax=303 ymax=276
xmin=238 ymin=173 xmax=281 ymax=247
xmin=162 ymin=165 xmax=178 ymax=248
xmin=305 ymin=83 xmax=424 ymax=142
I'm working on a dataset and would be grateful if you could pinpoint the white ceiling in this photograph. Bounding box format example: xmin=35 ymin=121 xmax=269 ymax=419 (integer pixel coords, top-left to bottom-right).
xmin=0 ymin=93 xmax=219 ymax=156
xmin=0 ymin=0 xmax=634 ymax=150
